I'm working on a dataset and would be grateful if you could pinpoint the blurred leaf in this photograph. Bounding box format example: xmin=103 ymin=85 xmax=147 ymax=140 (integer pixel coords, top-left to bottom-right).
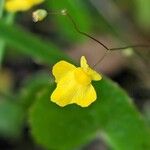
xmin=0 ymin=13 xmax=16 ymax=67
xmin=143 ymin=101 xmax=150 ymax=126
xmin=0 ymin=100 xmax=25 ymax=138
xmin=0 ymin=0 xmax=5 ymax=67
xmin=134 ymin=0 xmax=150 ymax=31
xmin=29 ymin=77 xmax=150 ymax=150
xmin=0 ymin=21 xmax=73 ymax=65
xmin=0 ymin=0 xmax=4 ymax=18
xmin=0 ymin=40 xmax=5 ymax=66
xmin=29 ymin=84 xmax=97 ymax=150
xmin=46 ymin=0 xmax=92 ymax=42
xmin=93 ymin=80 xmax=150 ymax=150
xmin=0 ymin=69 xmax=14 ymax=94
xmin=19 ymin=72 xmax=50 ymax=109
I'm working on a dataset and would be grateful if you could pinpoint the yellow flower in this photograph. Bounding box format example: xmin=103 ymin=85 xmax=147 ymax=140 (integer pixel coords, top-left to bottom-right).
xmin=51 ymin=56 xmax=102 ymax=107
xmin=5 ymin=0 xmax=44 ymax=12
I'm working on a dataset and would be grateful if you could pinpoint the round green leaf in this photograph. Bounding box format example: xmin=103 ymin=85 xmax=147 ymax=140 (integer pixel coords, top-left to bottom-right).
xmin=0 ymin=100 xmax=25 ymax=138
xmin=29 ymin=78 xmax=150 ymax=150
xmin=29 ymin=85 xmax=97 ymax=150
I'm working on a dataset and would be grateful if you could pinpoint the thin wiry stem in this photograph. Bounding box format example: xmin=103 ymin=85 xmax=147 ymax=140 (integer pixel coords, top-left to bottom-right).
xmin=110 ymin=45 xmax=150 ymax=51
xmin=49 ymin=10 xmax=150 ymax=67
xmin=64 ymin=11 xmax=150 ymax=67
xmin=66 ymin=13 xmax=110 ymax=51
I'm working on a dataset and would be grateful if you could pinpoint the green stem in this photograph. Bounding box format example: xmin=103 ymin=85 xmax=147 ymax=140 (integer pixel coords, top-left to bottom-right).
xmin=0 ymin=12 xmax=15 ymax=68
xmin=0 ymin=0 xmax=5 ymax=68
xmin=5 ymin=12 xmax=15 ymax=24
xmin=0 ymin=0 xmax=4 ymax=18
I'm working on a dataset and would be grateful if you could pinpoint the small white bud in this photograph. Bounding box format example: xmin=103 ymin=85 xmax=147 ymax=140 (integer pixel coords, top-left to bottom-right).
xmin=61 ymin=9 xmax=67 ymax=16
xmin=122 ymin=48 xmax=134 ymax=57
xmin=32 ymin=9 xmax=48 ymax=22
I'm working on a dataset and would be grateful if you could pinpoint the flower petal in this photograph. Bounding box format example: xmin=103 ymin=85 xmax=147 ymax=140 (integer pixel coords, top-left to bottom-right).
xmin=51 ymin=77 xmax=97 ymax=107
xmin=5 ymin=0 xmax=44 ymax=12
xmin=52 ymin=61 xmax=76 ymax=83
xmin=5 ymin=0 xmax=30 ymax=12
xmin=30 ymin=0 xmax=44 ymax=5
xmin=72 ymin=85 xmax=97 ymax=107
xmin=51 ymin=71 xmax=76 ymax=107
xmin=80 ymin=56 xmax=89 ymax=70
xmin=87 ymin=68 xmax=102 ymax=81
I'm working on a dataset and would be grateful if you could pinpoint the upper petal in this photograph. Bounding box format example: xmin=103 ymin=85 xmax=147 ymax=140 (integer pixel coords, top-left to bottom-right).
xmin=52 ymin=60 xmax=76 ymax=83
xmin=80 ymin=56 xmax=89 ymax=70
xmin=80 ymin=56 xmax=102 ymax=81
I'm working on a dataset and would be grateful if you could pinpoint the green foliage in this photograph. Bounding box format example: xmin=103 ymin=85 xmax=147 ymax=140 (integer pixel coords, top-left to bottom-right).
xmin=0 ymin=0 xmax=5 ymax=66
xmin=0 ymin=0 xmax=4 ymax=18
xmin=93 ymin=80 xmax=150 ymax=150
xmin=134 ymin=0 xmax=150 ymax=31
xmin=0 ymin=13 xmax=15 ymax=67
xmin=19 ymin=73 xmax=50 ymax=109
xmin=0 ymin=40 xmax=5 ymax=66
xmin=0 ymin=1 xmax=149 ymax=150
xmin=0 ymin=99 xmax=25 ymax=138
xmin=29 ymin=85 xmax=96 ymax=150
xmin=29 ymin=77 xmax=150 ymax=150
xmin=46 ymin=0 xmax=92 ymax=42
xmin=0 ymin=21 xmax=72 ymax=65
xmin=143 ymin=102 xmax=150 ymax=126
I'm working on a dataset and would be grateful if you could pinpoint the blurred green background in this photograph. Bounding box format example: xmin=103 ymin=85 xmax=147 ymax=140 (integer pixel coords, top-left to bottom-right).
xmin=0 ymin=0 xmax=150 ymax=150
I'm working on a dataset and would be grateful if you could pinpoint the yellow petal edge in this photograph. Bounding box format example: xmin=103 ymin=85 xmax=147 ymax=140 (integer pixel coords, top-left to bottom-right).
xmin=5 ymin=0 xmax=44 ymax=12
